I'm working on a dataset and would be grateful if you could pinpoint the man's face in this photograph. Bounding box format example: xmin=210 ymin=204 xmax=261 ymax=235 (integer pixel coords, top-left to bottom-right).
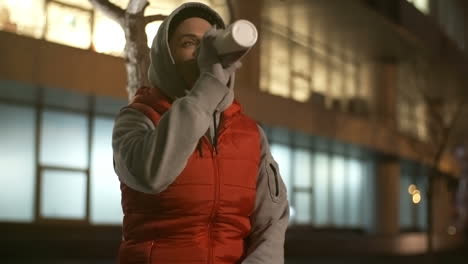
xmin=169 ymin=17 xmax=212 ymax=89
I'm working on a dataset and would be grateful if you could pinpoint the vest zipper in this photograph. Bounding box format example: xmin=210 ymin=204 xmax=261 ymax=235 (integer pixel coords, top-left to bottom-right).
xmin=208 ymin=111 xmax=220 ymax=264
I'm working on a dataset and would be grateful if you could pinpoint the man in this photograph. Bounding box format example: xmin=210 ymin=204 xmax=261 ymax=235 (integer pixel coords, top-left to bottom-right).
xmin=112 ymin=2 xmax=289 ymax=263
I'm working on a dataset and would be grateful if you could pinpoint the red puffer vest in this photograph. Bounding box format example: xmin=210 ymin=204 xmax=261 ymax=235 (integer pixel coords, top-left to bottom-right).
xmin=118 ymin=87 xmax=261 ymax=264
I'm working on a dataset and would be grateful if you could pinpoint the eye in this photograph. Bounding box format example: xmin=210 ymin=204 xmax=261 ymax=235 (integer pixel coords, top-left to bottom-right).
xmin=182 ymin=41 xmax=196 ymax=48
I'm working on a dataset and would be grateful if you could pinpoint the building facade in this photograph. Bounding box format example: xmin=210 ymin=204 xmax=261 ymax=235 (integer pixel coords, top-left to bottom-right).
xmin=0 ymin=0 xmax=467 ymax=263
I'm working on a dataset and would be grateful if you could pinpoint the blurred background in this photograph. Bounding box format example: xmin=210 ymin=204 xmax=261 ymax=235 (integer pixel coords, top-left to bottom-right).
xmin=1 ymin=0 xmax=468 ymax=263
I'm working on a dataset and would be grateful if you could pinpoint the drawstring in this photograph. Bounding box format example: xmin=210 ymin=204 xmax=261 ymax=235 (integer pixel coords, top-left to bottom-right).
xmin=213 ymin=111 xmax=218 ymax=154
xmin=197 ymin=140 xmax=203 ymax=157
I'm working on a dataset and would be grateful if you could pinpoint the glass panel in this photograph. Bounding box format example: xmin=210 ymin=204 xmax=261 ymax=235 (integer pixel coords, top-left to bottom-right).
xmin=146 ymin=21 xmax=163 ymax=48
xmin=41 ymin=170 xmax=87 ymax=219
xmin=90 ymin=117 xmax=123 ymax=224
xmin=408 ymin=0 xmax=429 ymax=14
xmin=260 ymin=28 xmax=271 ymax=92
xmin=292 ymin=45 xmax=310 ymax=102
xmin=416 ymin=170 xmax=428 ymax=230
xmin=0 ymin=0 xmax=45 ymax=38
xmin=0 ymin=80 xmax=38 ymax=103
xmin=294 ymin=149 xmax=311 ymax=187
xmin=400 ymin=168 xmax=413 ymax=229
xmin=415 ymin=103 xmax=427 ymax=141
xmin=93 ymin=10 xmax=125 ymax=56
xmin=358 ymin=63 xmax=373 ymax=100
xmin=0 ymin=104 xmax=36 ymax=222
xmin=329 ymin=57 xmax=343 ymax=100
xmin=270 ymin=144 xmax=292 ymax=202
xmin=313 ymin=152 xmax=329 ymax=226
xmin=291 ymin=3 xmax=308 ymax=38
xmin=295 ymin=192 xmax=311 ymax=224
xmin=46 ymin=2 xmax=92 ymax=49
xmin=331 ymin=155 xmax=346 ymax=227
xmin=347 ymin=158 xmax=363 ymax=227
xmin=269 ymin=34 xmax=290 ymax=98
xmin=40 ymin=110 xmax=88 ymax=169
xmin=312 ymin=58 xmax=327 ymax=94
xmin=344 ymin=63 xmax=357 ymax=99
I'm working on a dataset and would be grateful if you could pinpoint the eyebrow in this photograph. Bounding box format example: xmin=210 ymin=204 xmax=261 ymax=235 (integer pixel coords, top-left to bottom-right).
xmin=177 ymin=33 xmax=201 ymax=41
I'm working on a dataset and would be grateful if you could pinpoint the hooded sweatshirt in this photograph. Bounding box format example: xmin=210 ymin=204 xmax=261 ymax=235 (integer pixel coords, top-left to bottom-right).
xmin=112 ymin=2 xmax=289 ymax=263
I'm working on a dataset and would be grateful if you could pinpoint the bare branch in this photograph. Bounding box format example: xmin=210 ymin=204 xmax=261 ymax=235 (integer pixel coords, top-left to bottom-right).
xmin=89 ymin=0 xmax=125 ymax=25
xmin=127 ymin=0 xmax=149 ymax=14
xmin=145 ymin=14 xmax=168 ymax=25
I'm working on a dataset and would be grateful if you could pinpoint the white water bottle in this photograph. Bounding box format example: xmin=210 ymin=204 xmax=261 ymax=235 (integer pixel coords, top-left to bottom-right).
xmin=213 ymin=19 xmax=258 ymax=68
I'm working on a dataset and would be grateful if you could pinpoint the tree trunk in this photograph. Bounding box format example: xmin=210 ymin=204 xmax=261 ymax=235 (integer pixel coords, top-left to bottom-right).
xmin=122 ymin=13 xmax=151 ymax=99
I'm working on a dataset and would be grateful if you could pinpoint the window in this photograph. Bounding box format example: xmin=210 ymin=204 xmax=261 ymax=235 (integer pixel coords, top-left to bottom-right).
xmin=40 ymin=169 xmax=87 ymax=219
xmin=0 ymin=0 xmax=228 ymax=55
xmin=267 ymin=126 xmax=371 ymax=229
xmin=0 ymin=81 xmax=128 ymax=224
xmin=261 ymin=0 xmax=368 ymax=109
xmin=313 ymin=152 xmax=330 ymax=226
xmin=45 ymin=1 xmax=92 ymax=49
xmin=0 ymin=0 xmax=45 ymax=38
xmin=40 ymin=110 xmax=89 ymax=169
xmin=400 ymin=161 xmax=428 ymax=231
xmin=397 ymin=63 xmax=428 ymax=141
xmin=406 ymin=0 xmax=429 ymax=15
xmin=90 ymin=117 xmax=123 ymax=224
xmin=93 ymin=11 xmax=126 ymax=56
xmin=0 ymin=104 xmax=36 ymax=222
xmin=293 ymin=149 xmax=312 ymax=224
xmin=271 ymin=144 xmax=292 ymax=202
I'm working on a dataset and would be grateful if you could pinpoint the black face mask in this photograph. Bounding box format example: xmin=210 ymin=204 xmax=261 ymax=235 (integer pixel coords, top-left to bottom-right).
xmin=175 ymin=58 xmax=200 ymax=89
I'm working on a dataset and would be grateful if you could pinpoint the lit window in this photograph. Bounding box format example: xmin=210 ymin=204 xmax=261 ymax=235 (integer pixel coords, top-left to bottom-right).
xmin=407 ymin=0 xmax=429 ymax=15
xmin=146 ymin=21 xmax=163 ymax=48
xmin=293 ymin=149 xmax=312 ymax=187
xmin=0 ymin=104 xmax=36 ymax=222
xmin=90 ymin=117 xmax=123 ymax=224
xmin=269 ymin=35 xmax=290 ymax=98
xmin=45 ymin=1 xmax=92 ymax=49
xmin=295 ymin=192 xmax=311 ymax=224
xmin=40 ymin=170 xmax=87 ymax=219
xmin=93 ymin=10 xmax=125 ymax=56
xmin=40 ymin=110 xmax=89 ymax=169
xmin=271 ymin=144 xmax=292 ymax=202
xmin=331 ymin=156 xmax=346 ymax=226
xmin=291 ymin=45 xmax=310 ymax=102
xmin=293 ymin=149 xmax=312 ymax=224
xmin=261 ymin=0 xmax=369 ymax=107
xmin=0 ymin=0 xmax=45 ymax=38
xmin=347 ymin=158 xmax=364 ymax=227
xmin=400 ymin=162 xmax=428 ymax=231
xmin=313 ymin=152 xmax=329 ymax=226
xmin=312 ymin=58 xmax=327 ymax=94
xmin=415 ymin=103 xmax=427 ymax=141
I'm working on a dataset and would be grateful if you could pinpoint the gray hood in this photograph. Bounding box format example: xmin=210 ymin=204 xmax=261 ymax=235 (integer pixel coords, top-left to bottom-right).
xmin=148 ymin=2 xmax=235 ymax=111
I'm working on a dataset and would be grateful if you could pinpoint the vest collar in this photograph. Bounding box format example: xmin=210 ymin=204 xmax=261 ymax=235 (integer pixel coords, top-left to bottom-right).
xmin=131 ymin=86 xmax=242 ymax=118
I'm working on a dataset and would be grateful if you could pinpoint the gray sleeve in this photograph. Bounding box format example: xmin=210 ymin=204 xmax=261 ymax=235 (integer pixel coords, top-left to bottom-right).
xmin=242 ymin=125 xmax=290 ymax=264
xmin=112 ymin=73 xmax=229 ymax=194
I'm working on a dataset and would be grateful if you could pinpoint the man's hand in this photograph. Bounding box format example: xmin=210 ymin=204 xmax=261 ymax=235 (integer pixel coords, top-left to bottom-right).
xmin=196 ymin=26 xmax=242 ymax=86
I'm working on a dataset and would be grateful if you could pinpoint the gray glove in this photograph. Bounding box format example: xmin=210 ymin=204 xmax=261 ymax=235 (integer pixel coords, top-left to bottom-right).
xmin=196 ymin=26 xmax=242 ymax=86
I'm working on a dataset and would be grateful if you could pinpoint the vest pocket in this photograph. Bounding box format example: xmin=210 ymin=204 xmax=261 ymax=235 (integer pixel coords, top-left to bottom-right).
xmin=266 ymin=157 xmax=285 ymax=203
